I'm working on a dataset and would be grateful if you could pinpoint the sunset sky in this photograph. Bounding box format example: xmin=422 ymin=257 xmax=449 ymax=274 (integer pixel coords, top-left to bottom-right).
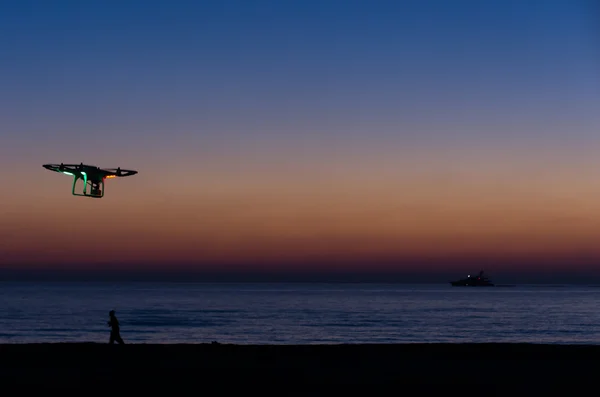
xmin=1 ymin=0 xmax=599 ymax=281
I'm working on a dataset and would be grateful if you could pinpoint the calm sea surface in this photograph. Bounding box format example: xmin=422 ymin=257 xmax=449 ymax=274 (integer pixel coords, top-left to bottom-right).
xmin=1 ymin=282 xmax=600 ymax=344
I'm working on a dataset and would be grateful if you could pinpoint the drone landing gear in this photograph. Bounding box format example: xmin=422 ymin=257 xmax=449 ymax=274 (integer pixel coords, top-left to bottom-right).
xmin=71 ymin=174 xmax=104 ymax=198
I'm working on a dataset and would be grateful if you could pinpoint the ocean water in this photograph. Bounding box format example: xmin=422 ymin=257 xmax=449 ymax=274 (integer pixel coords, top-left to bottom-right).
xmin=1 ymin=282 xmax=600 ymax=344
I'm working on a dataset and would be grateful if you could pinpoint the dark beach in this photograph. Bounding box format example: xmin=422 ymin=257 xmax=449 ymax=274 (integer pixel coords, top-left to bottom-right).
xmin=1 ymin=343 xmax=598 ymax=394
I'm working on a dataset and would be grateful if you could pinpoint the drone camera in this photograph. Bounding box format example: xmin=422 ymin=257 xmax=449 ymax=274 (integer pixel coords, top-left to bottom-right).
xmin=91 ymin=186 xmax=102 ymax=197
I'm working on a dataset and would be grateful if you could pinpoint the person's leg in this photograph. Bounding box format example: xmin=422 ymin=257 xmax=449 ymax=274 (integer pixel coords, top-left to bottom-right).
xmin=109 ymin=333 xmax=115 ymax=344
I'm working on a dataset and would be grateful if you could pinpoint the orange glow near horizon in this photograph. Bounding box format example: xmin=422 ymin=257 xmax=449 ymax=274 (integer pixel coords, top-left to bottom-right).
xmin=3 ymin=142 xmax=600 ymax=273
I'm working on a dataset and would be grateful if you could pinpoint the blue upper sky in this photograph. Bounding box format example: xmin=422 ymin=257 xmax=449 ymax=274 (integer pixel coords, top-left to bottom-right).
xmin=1 ymin=0 xmax=597 ymax=150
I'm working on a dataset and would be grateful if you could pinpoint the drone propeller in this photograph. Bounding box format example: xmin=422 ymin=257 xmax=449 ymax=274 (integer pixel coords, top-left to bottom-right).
xmin=101 ymin=167 xmax=137 ymax=177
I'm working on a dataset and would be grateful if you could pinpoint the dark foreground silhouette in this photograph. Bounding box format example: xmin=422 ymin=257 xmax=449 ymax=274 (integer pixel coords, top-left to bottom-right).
xmin=107 ymin=310 xmax=125 ymax=344
xmin=0 ymin=343 xmax=598 ymax=394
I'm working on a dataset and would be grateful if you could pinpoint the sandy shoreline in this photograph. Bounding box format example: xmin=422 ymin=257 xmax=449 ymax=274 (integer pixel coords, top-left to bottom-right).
xmin=1 ymin=343 xmax=598 ymax=393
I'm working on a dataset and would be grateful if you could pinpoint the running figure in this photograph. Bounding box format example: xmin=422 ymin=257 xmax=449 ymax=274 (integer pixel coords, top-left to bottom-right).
xmin=107 ymin=310 xmax=125 ymax=344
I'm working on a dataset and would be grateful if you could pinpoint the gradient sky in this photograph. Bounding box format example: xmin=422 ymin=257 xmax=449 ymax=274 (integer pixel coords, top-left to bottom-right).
xmin=1 ymin=0 xmax=599 ymax=281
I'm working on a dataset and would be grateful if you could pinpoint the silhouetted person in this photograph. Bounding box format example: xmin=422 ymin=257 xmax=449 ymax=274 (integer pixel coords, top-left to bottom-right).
xmin=107 ymin=310 xmax=125 ymax=344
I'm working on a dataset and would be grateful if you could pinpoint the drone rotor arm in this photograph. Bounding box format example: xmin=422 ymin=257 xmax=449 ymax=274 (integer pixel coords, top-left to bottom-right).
xmin=101 ymin=168 xmax=138 ymax=177
xmin=43 ymin=163 xmax=81 ymax=174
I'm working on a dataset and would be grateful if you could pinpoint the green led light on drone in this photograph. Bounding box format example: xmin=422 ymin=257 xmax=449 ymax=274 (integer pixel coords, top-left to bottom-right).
xmin=62 ymin=171 xmax=74 ymax=176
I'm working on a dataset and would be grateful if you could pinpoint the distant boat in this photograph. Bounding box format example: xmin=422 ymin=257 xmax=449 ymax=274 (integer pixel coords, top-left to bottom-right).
xmin=450 ymin=271 xmax=494 ymax=287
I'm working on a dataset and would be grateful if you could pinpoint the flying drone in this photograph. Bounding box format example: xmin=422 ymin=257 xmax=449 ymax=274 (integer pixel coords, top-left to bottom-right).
xmin=43 ymin=163 xmax=138 ymax=198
